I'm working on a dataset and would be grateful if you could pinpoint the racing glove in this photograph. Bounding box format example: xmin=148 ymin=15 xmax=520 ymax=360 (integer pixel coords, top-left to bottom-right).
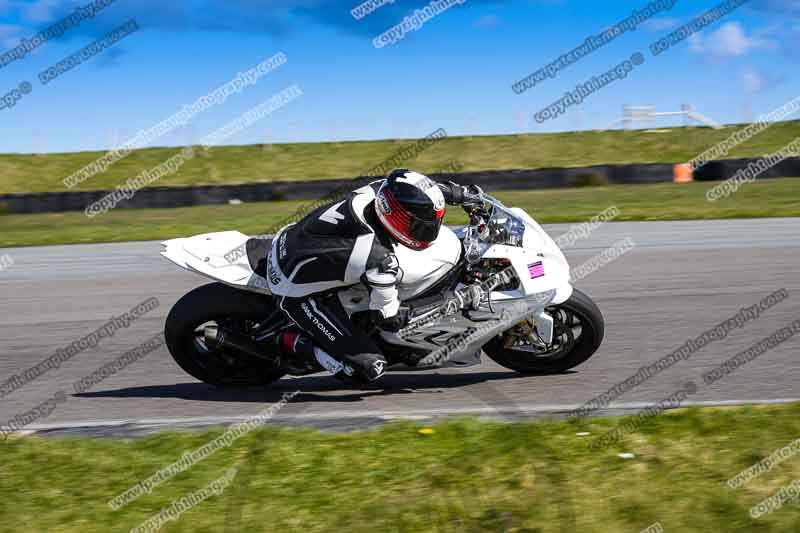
xmin=438 ymin=181 xmax=484 ymax=208
xmin=437 ymin=181 xmax=467 ymax=205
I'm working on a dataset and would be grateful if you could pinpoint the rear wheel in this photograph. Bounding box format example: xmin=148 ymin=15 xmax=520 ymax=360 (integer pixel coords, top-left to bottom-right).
xmin=165 ymin=283 xmax=286 ymax=387
xmin=484 ymin=288 xmax=604 ymax=374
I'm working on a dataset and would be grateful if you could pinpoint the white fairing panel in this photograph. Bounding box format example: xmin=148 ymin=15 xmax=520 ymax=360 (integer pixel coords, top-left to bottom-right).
xmin=460 ymin=209 xmax=572 ymax=307
xmin=394 ymin=226 xmax=461 ymax=299
xmin=514 ymin=208 xmax=573 ymax=305
xmin=160 ymin=231 xmax=272 ymax=294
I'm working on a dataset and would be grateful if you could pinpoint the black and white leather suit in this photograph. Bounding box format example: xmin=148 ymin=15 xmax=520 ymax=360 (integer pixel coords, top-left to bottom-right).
xmin=266 ymin=179 xmax=464 ymax=382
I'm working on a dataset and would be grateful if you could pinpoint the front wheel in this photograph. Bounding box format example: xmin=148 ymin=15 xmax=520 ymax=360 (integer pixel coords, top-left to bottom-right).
xmin=484 ymin=288 xmax=604 ymax=374
xmin=165 ymin=283 xmax=287 ymax=387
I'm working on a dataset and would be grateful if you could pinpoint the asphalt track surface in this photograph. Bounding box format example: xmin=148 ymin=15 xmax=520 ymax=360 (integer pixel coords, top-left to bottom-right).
xmin=1 ymin=218 xmax=798 ymax=436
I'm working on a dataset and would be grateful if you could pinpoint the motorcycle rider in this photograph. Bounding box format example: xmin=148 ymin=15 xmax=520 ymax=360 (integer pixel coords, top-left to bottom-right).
xmin=266 ymin=168 xmax=471 ymax=384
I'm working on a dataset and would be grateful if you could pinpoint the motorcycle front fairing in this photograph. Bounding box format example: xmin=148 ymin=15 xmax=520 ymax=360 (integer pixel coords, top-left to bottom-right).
xmin=484 ymin=208 xmax=573 ymax=305
xmin=388 ymin=199 xmax=574 ymax=364
xmin=456 ymin=201 xmax=573 ymax=306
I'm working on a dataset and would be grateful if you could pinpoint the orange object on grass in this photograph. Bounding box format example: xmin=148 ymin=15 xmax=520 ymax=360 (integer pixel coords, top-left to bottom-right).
xmin=673 ymin=163 xmax=694 ymax=183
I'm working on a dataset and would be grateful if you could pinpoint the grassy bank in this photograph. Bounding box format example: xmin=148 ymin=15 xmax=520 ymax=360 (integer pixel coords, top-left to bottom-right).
xmin=2 ymin=403 xmax=800 ymax=532
xmin=1 ymin=178 xmax=798 ymax=248
xmin=1 ymin=121 xmax=799 ymax=193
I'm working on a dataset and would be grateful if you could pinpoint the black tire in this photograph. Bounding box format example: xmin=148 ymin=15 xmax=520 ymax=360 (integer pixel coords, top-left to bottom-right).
xmin=484 ymin=288 xmax=604 ymax=374
xmin=165 ymin=283 xmax=286 ymax=387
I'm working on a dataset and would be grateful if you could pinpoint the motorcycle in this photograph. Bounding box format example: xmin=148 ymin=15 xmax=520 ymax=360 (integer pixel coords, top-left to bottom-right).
xmin=160 ymin=190 xmax=604 ymax=386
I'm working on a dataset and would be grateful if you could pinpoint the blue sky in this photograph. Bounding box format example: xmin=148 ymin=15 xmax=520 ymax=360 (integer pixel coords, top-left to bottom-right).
xmin=0 ymin=0 xmax=797 ymax=154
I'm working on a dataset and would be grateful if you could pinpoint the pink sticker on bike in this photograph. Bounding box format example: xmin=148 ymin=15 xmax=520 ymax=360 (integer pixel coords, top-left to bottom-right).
xmin=528 ymin=261 xmax=545 ymax=279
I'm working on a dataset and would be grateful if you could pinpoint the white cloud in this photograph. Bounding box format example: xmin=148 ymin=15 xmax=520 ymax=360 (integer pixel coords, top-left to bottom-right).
xmin=741 ymin=68 xmax=785 ymax=93
xmin=640 ymin=17 xmax=680 ymax=32
xmin=690 ymin=21 xmax=776 ymax=58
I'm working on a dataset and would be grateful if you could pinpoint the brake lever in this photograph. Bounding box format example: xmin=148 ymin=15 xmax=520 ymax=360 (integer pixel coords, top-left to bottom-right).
xmin=461 ymin=185 xmax=484 ymax=208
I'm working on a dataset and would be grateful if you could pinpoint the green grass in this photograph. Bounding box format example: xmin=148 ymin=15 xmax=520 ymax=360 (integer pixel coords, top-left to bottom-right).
xmin=2 ymin=403 xmax=800 ymax=532
xmin=1 ymin=121 xmax=799 ymax=193
xmin=1 ymin=178 xmax=798 ymax=248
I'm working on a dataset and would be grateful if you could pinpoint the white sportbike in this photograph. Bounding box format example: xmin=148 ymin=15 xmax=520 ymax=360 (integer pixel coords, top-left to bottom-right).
xmin=161 ymin=191 xmax=604 ymax=386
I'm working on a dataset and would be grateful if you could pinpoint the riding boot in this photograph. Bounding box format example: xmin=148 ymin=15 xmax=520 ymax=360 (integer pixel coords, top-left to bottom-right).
xmin=275 ymin=330 xmax=318 ymax=372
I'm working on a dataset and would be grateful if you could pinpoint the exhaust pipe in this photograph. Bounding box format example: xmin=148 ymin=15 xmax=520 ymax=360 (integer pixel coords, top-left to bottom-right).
xmin=204 ymin=325 xmax=277 ymax=364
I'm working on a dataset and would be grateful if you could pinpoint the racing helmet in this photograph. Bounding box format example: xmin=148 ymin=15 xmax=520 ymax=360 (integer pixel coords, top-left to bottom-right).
xmin=374 ymin=169 xmax=446 ymax=251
